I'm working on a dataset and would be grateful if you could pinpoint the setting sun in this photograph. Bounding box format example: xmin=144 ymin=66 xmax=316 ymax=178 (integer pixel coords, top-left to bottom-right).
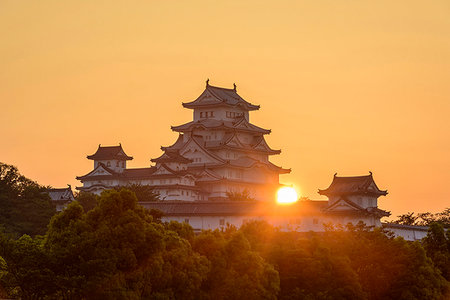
xmin=277 ymin=187 xmax=298 ymax=204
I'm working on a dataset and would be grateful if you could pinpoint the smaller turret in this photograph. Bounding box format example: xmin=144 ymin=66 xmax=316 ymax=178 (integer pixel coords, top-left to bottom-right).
xmin=87 ymin=144 xmax=133 ymax=173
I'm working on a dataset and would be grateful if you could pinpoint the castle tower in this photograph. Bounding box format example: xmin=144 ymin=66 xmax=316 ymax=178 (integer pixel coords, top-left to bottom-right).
xmin=77 ymin=82 xmax=290 ymax=201
xmin=318 ymin=172 xmax=390 ymax=226
xmin=156 ymin=81 xmax=290 ymax=201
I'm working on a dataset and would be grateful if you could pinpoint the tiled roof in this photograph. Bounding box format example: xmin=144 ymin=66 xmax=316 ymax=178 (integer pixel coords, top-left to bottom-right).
xmin=78 ymin=164 xmax=195 ymax=182
xmin=151 ymin=151 xmax=192 ymax=164
xmin=47 ymin=186 xmax=75 ymax=202
xmin=161 ymin=134 xmax=185 ymax=151
xmin=318 ymin=173 xmax=387 ymax=196
xmin=182 ymin=84 xmax=260 ymax=111
xmin=123 ymin=167 xmax=157 ymax=179
xmin=140 ymin=200 xmax=328 ymax=216
xmin=87 ymin=144 xmax=133 ymax=161
xmin=171 ymin=118 xmax=270 ymax=134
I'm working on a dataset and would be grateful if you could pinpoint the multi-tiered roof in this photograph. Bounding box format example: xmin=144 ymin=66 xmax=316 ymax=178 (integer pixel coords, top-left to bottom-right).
xmin=87 ymin=144 xmax=133 ymax=161
xmin=182 ymin=81 xmax=260 ymax=111
xmin=77 ymin=81 xmax=290 ymax=201
xmin=318 ymin=172 xmax=388 ymax=197
xmin=154 ymin=81 xmax=290 ymax=200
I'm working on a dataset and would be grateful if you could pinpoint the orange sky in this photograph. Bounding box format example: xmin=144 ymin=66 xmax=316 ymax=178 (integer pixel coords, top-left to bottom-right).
xmin=1 ymin=1 xmax=449 ymax=218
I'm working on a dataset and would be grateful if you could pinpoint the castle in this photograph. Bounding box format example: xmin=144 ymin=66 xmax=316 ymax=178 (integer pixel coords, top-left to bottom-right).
xmin=76 ymin=82 xmax=427 ymax=240
xmin=77 ymin=81 xmax=289 ymax=201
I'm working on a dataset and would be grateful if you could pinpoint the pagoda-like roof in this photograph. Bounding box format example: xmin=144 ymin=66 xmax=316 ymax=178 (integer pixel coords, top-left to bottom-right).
xmin=151 ymin=150 xmax=192 ymax=164
xmin=47 ymin=186 xmax=75 ymax=202
xmin=205 ymin=132 xmax=281 ymax=155
xmin=318 ymin=173 xmax=387 ymax=197
xmin=171 ymin=117 xmax=271 ymax=135
xmin=77 ymin=163 xmax=195 ymax=182
xmin=123 ymin=167 xmax=158 ymax=179
xmin=87 ymin=144 xmax=133 ymax=161
xmin=323 ymin=196 xmax=390 ymax=217
xmin=190 ymin=156 xmax=290 ymax=174
xmin=226 ymin=156 xmax=290 ymax=174
xmin=182 ymin=82 xmax=260 ymax=111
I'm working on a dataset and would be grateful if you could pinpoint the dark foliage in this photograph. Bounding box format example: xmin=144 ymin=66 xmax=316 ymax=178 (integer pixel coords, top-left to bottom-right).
xmin=114 ymin=184 xmax=160 ymax=202
xmin=392 ymin=209 xmax=450 ymax=228
xmin=0 ymin=162 xmax=55 ymax=237
xmin=226 ymin=189 xmax=255 ymax=201
xmin=0 ymin=179 xmax=448 ymax=299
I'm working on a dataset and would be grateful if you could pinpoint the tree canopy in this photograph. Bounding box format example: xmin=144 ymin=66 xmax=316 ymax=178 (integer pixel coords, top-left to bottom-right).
xmin=392 ymin=209 xmax=450 ymax=228
xmin=0 ymin=162 xmax=55 ymax=237
xmin=0 ymin=177 xmax=448 ymax=299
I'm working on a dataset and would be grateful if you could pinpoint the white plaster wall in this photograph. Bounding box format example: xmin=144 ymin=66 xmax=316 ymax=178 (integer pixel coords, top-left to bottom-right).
xmin=193 ymin=107 xmax=248 ymax=122
xmin=383 ymin=227 xmax=428 ymax=241
xmin=161 ymin=214 xmax=381 ymax=232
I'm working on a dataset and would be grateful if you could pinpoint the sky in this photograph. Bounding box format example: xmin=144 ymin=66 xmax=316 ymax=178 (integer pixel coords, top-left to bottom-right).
xmin=1 ymin=0 xmax=449 ymax=218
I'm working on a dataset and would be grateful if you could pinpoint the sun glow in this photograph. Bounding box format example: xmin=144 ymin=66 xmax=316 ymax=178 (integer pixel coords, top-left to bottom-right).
xmin=277 ymin=187 xmax=298 ymax=204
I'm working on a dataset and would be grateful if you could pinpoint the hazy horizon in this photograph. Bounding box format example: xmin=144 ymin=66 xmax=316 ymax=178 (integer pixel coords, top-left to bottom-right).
xmin=1 ymin=1 xmax=449 ymax=218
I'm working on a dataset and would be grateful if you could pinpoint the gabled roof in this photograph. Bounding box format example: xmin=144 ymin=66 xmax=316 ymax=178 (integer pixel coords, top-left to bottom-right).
xmin=179 ymin=135 xmax=226 ymax=164
xmin=323 ymin=196 xmax=390 ymax=217
xmin=76 ymin=163 xmax=118 ymax=181
xmin=195 ymin=168 xmax=223 ymax=182
xmin=182 ymin=82 xmax=260 ymax=111
xmin=151 ymin=150 xmax=192 ymax=164
xmin=251 ymin=136 xmax=281 ymax=154
xmin=171 ymin=118 xmax=270 ymax=135
xmin=318 ymin=173 xmax=388 ymax=197
xmin=217 ymin=156 xmax=290 ymax=174
xmin=233 ymin=116 xmax=271 ymax=134
xmin=161 ymin=134 xmax=185 ymax=151
xmin=323 ymin=196 xmax=366 ymax=212
xmin=123 ymin=167 xmax=157 ymax=179
xmin=87 ymin=144 xmax=133 ymax=161
xmin=203 ymin=133 xmax=281 ymax=155
xmin=47 ymin=186 xmax=75 ymax=202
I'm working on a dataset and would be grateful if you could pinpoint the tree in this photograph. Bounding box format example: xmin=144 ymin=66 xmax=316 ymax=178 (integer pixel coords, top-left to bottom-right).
xmin=114 ymin=184 xmax=160 ymax=202
xmin=193 ymin=230 xmax=279 ymax=299
xmin=0 ymin=234 xmax=56 ymax=299
xmin=226 ymin=189 xmax=255 ymax=201
xmin=0 ymin=162 xmax=56 ymax=236
xmin=74 ymin=191 xmax=99 ymax=212
xmin=392 ymin=212 xmax=418 ymax=225
xmin=45 ymin=189 xmax=208 ymax=299
xmin=422 ymin=222 xmax=450 ymax=281
xmin=391 ymin=208 xmax=450 ymax=228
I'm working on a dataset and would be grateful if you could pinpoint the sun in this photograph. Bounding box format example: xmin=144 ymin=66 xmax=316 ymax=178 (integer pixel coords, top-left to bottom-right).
xmin=277 ymin=187 xmax=298 ymax=204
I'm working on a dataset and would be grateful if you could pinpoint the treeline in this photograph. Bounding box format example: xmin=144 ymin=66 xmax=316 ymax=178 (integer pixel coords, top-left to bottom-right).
xmin=0 ymin=189 xmax=448 ymax=299
xmin=391 ymin=211 xmax=450 ymax=228
xmin=0 ymin=162 xmax=449 ymax=299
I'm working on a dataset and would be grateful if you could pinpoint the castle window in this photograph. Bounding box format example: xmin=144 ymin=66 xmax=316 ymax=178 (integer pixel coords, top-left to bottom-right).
xmin=122 ymin=162 xmax=125 ymax=168
xmin=210 ymin=111 xmax=214 ymax=117
xmin=116 ymin=161 xmax=119 ymax=167
xmin=200 ymin=112 xmax=204 ymax=118
xmin=184 ymin=218 xmax=189 ymax=224
xmin=226 ymin=111 xmax=230 ymax=118
xmin=107 ymin=161 xmax=111 ymax=167
xmin=220 ymin=219 xmax=225 ymax=226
